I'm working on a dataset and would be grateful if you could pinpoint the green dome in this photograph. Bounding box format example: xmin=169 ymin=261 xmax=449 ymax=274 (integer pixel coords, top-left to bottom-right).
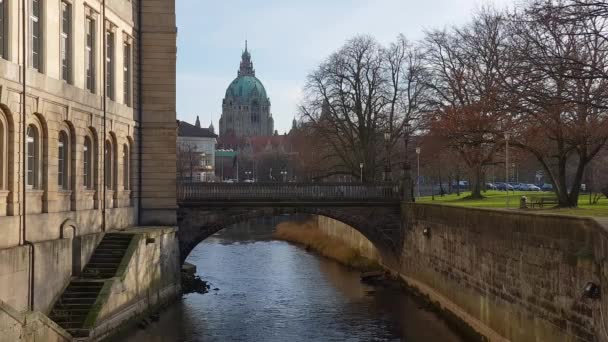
xmin=225 ymin=75 xmax=268 ymax=102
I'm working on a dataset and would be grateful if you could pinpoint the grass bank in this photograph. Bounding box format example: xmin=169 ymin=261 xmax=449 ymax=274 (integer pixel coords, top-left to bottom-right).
xmin=273 ymin=220 xmax=379 ymax=271
xmin=417 ymin=190 xmax=608 ymax=217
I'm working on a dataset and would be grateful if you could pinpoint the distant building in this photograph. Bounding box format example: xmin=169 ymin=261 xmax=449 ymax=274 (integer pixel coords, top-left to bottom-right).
xmin=215 ymin=149 xmax=238 ymax=181
xmin=219 ymin=42 xmax=274 ymax=138
xmin=178 ymin=117 xmax=218 ymax=182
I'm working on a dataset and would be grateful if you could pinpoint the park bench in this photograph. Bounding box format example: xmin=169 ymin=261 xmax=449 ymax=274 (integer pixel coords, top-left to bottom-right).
xmin=531 ymin=196 xmax=559 ymax=208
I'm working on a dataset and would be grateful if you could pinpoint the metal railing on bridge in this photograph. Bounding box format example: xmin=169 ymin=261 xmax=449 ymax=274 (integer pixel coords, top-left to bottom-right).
xmin=177 ymin=182 xmax=401 ymax=203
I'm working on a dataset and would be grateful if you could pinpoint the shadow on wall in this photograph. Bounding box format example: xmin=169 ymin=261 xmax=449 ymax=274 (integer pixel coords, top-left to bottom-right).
xmin=273 ymin=219 xmax=380 ymax=271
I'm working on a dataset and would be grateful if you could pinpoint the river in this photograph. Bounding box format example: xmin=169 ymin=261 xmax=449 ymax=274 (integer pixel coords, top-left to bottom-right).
xmin=111 ymin=219 xmax=465 ymax=342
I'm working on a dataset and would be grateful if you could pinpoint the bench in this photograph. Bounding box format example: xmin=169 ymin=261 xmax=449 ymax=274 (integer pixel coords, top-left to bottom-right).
xmin=531 ymin=196 xmax=559 ymax=208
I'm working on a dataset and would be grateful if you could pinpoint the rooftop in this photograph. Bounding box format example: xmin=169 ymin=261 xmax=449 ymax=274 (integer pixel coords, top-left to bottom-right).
xmin=178 ymin=120 xmax=218 ymax=138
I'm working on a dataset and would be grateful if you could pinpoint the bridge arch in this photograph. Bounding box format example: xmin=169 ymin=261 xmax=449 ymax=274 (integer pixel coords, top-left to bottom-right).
xmin=177 ymin=206 xmax=404 ymax=263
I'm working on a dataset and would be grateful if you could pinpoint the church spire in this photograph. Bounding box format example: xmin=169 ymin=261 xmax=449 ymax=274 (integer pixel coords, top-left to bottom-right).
xmin=195 ymin=115 xmax=201 ymax=128
xmin=238 ymin=41 xmax=255 ymax=77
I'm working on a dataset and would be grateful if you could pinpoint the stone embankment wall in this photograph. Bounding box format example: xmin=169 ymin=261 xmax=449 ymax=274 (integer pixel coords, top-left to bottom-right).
xmin=87 ymin=227 xmax=181 ymax=341
xmin=0 ymin=232 xmax=104 ymax=313
xmin=0 ymin=299 xmax=71 ymax=342
xmin=316 ymin=204 xmax=608 ymax=342
xmin=316 ymin=216 xmax=380 ymax=263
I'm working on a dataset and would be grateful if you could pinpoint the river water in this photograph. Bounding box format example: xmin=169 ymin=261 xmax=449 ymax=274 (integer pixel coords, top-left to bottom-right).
xmin=112 ymin=220 xmax=465 ymax=342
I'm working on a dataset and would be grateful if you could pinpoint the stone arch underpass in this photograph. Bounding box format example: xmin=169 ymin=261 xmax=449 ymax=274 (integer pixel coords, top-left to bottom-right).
xmin=177 ymin=205 xmax=404 ymax=263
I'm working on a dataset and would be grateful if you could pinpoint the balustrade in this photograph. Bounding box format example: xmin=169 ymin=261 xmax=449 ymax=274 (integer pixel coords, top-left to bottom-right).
xmin=177 ymin=182 xmax=400 ymax=202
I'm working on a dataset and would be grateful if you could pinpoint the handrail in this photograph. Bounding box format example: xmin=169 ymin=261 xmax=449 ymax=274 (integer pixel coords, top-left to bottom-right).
xmin=177 ymin=182 xmax=400 ymax=202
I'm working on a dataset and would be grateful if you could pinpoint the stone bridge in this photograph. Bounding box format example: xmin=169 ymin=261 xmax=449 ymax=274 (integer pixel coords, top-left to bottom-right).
xmin=177 ymin=182 xmax=405 ymax=261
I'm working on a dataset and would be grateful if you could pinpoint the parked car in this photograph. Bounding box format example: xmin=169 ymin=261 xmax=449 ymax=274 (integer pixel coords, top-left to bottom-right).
xmin=526 ymin=184 xmax=541 ymax=191
xmin=495 ymin=182 xmax=514 ymax=191
xmin=486 ymin=183 xmax=497 ymax=190
xmin=541 ymin=183 xmax=553 ymax=191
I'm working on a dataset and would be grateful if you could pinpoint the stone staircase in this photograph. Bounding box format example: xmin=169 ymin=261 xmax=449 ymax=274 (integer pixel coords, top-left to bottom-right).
xmin=49 ymin=233 xmax=134 ymax=337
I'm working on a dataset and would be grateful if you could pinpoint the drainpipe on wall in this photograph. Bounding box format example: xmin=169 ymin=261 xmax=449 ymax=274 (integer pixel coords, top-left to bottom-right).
xmin=137 ymin=0 xmax=143 ymax=225
xmin=101 ymin=0 xmax=107 ymax=232
xmin=21 ymin=0 xmax=35 ymax=311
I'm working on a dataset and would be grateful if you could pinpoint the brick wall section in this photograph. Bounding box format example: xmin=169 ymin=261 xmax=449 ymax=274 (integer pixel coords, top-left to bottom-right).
xmin=139 ymin=0 xmax=178 ymax=225
xmin=402 ymin=203 xmax=606 ymax=342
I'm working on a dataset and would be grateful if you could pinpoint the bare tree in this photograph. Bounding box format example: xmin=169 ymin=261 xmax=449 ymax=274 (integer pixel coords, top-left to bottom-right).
xmin=502 ymin=1 xmax=608 ymax=207
xmin=423 ymin=10 xmax=510 ymax=198
xmin=300 ymin=35 xmax=430 ymax=181
xmin=177 ymin=142 xmax=202 ymax=182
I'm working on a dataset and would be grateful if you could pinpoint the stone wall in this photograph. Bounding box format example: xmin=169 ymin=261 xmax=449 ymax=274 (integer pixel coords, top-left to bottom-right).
xmin=401 ymin=204 xmax=607 ymax=342
xmin=0 ymin=232 xmax=105 ymax=313
xmin=0 ymin=300 xmax=71 ymax=342
xmin=316 ymin=215 xmax=380 ymax=263
xmin=86 ymin=227 xmax=181 ymax=341
xmin=315 ymin=205 xmax=608 ymax=342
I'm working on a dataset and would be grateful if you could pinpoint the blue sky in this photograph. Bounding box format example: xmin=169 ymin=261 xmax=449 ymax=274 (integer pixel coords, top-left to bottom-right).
xmin=176 ymin=0 xmax=513 ymax=133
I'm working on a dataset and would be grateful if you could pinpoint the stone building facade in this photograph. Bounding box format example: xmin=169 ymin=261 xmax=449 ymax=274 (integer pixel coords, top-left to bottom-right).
xmin=178 ymin=116 xmax=218 ymax=182
xmin=219 ymin=42 xmax=274 ymax=138
xmin=0 ymin=0 xmax=177 ymax=323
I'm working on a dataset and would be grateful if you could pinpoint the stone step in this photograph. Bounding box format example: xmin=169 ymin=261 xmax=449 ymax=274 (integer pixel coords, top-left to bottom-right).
xmin=59 ymin=322 xmax=88 ymax=329
xmin=55 ymin=298 xmax=97 ymax=305
xmin=52 ymin=305 xmax=93 ymax=312
xmin=84 ymin=264 xmax=119 ymax=269
xmin=65 ymin=286 xmax=102 ymax=293
xmin=88 ymin=258 xmax=122 ymax=265
xmin=97 ymin=241 xmax=131 ymax=248
xmin=91 ymin=250 xmax=125 ymax=256
xmin=69 ymin=281 xmax=105 ymax=287
xmin=50 ymin=315 xmax=88 ymax=323
xmin=61 ymin=293 xmax=99 ymax=300
xmin=81 ymin=273 xmax=117 ymax=279
xmin=68 ymin=328 xmax=91 ymax=338
xmin=102 ymin=236 xmax=133 ymax=240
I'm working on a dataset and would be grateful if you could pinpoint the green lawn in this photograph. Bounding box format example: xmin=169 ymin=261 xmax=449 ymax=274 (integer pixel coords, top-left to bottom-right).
xmin=417 ymin=190 xmax=608 ymax=218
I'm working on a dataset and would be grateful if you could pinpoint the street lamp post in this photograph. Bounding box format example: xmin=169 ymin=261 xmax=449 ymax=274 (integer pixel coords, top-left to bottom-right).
xmin=504 ymin=132 xmax=510 ymax=208
xmin=415 ymin=147 xmax=421 ymax=198
xmin=384 ymin=132 xmax=391 ymax=182
xmin=359 ymin=163 xmax=364 ymax=183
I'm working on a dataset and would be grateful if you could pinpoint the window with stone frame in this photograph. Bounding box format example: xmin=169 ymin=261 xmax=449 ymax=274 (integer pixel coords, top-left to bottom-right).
xmin=85 ymin=14 xmax=96 ymax=92
xmin=0 ymin=111 xmax=5 ymax=190
xmin=122 ymin=143 xmax=129 ymax=190
xmin=30 ymin=0 xmax=42 ymax=71
xmin=84 ymin=136 xmax=92 ymax=189
xmin=58 ymin=131 xmax=69 ymax=190
xmin=123 ymin=38 xmax=132 ymax=106
xmin=105 ymin=28 xmax=115 ymax=100
xmin=60 ymin=1 xmax=72 ymax=83
xmin=26 ymin=125 xmax=40 ymax=189
xmin=104 ymin=140 xmax=113 ymax=189
xmin=0 ymin=0 xmax=7 ymax=60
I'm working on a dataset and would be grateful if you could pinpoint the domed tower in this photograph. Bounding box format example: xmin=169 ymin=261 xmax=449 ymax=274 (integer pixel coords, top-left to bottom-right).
xmin=219 ymin=41 xmax=274 ymax=138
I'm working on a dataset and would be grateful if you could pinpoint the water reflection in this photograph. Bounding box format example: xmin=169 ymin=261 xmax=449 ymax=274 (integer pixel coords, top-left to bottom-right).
xmin=111 ymin=218 xmax=464 ymax=342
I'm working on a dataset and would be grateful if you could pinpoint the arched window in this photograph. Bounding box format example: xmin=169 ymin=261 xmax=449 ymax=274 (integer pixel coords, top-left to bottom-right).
xmin=0 ymin=114 xmax=5 ymax=190
xmin=104 ymin=140 xmax=112 ymax=189
xmin=26 ymin=125 xmax=39 ymax=189
xmin=122 ymin=143 xmax=129 ymax=190
xmin=83 ymin=136 xmax=92 ymax=189
xmin=58 ymin=131 xmax=69 ymax=190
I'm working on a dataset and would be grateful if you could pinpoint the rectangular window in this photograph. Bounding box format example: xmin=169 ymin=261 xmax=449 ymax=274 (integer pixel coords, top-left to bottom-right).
xmin=83 ymin=143 xmax=89 ymax=188
xmin=123 ymin=41 xmax=131 ymax=106
xmin=106 ymin=30 xmax=114 ymax=100
xmin=0 ymin=0 xmax=6 ymax=59
xmin=58 ymin=140 xmax=64 ymax=188
xmin=30 ymin=0 xmax=42 ymax=71
xmin=27 ymin=136 xmax=35 ymax=187
xmin=85 ymin=17 xmax=95 ymax=92
xmin=60 ymin=1 xmax=71 ymax=82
